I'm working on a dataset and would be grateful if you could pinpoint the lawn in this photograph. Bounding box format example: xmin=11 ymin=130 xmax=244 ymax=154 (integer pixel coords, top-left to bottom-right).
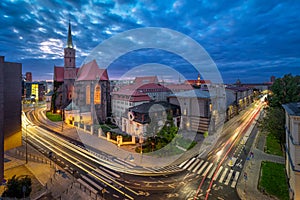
xmin=259 ymin=161 xmax=289 ymax=200
xmin=46 ymin=111 xmax=62 ymax=122
xmin=265 ymin=133 xmax=283 ymax=156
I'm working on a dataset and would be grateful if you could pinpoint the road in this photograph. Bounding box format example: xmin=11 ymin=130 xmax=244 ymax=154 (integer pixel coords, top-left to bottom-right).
xmin=22 ymin=98 xmax=264 ymax=200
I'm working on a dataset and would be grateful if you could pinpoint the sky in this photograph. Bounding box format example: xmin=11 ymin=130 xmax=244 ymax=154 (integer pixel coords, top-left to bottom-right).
xmin=0 ymin=0 xmax=299 ymax=83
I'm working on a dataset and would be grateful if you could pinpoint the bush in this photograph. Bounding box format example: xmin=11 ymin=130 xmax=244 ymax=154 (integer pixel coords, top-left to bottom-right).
xmin=2 ymin=175 xmax=32 ymax=198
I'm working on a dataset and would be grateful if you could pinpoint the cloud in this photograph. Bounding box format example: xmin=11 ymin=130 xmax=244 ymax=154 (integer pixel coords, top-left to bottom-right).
xmin=0 ymin=0 xmax=299 ymax=82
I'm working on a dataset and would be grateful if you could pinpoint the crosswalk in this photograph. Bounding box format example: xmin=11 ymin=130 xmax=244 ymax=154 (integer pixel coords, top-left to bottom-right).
xmin=179 ymin=157 xmax=240 ymax=188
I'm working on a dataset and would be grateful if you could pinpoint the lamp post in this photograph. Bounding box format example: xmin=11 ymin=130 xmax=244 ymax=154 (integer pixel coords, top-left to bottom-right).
xmin=61 ymin=108 xmax=64 ymax=132
xmin=25 ymin=124 xmax=29 ymax=164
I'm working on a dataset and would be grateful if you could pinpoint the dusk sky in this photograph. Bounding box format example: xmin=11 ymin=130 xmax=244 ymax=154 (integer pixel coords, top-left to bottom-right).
xmin=0 ymin=0 xmax=299 ymax=83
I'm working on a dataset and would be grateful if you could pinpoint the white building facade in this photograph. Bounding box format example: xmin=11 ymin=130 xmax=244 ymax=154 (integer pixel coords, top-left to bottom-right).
xmin=282 ymin=102 xmax=300 ymax=200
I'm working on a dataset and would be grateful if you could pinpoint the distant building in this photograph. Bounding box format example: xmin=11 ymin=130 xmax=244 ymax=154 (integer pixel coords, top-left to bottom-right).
xmin=168 ymin=90 xmax=212 ymax=133
xmin=282 ymin=102 xmax=300 ymax=200
xmin=25 ymin=72 xmax=32 ymax=82
xmin=52 ymin=22 xmax=79 ymax=111
xmin=270 ymin=75 xmax=276 ymax=83
xmin=111 ymin=88 xmax=151 ymax=126
xmin=0 ymin=56 xmax=22 ymax=181
xmin=185 ymin=73 xmax=211 ymax=89
xmin=24 ymin=81 xmax=46 ymax=102
xmin=225 ymin=86 xmax=254 ymax=120
xmin=122 ymin=101 xmax=180 ymax=138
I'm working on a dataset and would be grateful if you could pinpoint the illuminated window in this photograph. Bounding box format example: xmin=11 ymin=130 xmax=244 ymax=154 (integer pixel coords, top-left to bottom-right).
xmin=86 ymin=85 xmax=90 ymax=104
xmin=94 ymin=85 xmax=101 ymax=104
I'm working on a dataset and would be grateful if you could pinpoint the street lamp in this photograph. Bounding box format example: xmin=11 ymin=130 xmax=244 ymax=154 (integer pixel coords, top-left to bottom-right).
xmin=61 ymin=108 xmax=64 ymax=132
xmin=57 ymin=109 xmax=64 ymax=132
xmin=25 ymin=124 xmax=29 ymax=164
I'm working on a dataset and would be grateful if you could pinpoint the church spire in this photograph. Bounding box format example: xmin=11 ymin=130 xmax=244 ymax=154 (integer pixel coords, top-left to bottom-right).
xmin=67 ymin=21 xmax=73 ymax=48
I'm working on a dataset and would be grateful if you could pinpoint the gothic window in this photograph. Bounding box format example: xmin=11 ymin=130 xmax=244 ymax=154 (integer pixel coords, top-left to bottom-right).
xmin=86 ymin=85 xmax=90 ymax=105
xmin=94 ymin=85 xmax=101 ymax=104
xmin=69 ymin=58 xmax=71 ymax=63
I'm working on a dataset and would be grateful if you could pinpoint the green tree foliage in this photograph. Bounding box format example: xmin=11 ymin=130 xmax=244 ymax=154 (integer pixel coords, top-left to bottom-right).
xmin=259 ymin=74 xmax=300 ymax=145
xmin=2 ymin=175 xmax=32 ymax=198
xmin=259 ymin=107 xmax=285 ymax=144
xmin=270 ymin=74 xmax=300 ymax=107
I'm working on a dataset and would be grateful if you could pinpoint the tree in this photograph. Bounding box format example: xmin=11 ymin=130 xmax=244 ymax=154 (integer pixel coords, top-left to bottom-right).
xmin=2 ymin=175 xmax=32 ymax=198
xmin=259 ymin=74 xmax=300 ymax=145
xmin=270 ymin=74 xmax=300 ymax=107
xmin=258 ymin=107 xmax=285 ymax=144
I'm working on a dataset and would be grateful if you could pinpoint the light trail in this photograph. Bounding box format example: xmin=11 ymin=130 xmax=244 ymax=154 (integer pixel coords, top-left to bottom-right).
xmin=193 ymin=101 xmax=263 ymax=200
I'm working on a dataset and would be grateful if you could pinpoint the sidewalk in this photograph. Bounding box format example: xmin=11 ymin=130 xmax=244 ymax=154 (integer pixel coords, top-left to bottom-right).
xmin=1 ymin=144 xmax=94 ymax=200
xmin=236 ymin=131 xmax=285 ymax=200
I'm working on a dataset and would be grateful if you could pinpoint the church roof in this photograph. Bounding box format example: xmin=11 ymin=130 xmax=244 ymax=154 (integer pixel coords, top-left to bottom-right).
xmin=54 ymin=66 xmax=64 ymax=82
xmin=54 ymin=66 xmax=79 ymax=82
xmin=77 ymin=60 xmax=109 ymax=81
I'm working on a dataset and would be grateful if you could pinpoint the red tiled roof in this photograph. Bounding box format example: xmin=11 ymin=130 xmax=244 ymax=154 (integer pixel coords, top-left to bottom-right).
xmin=165 ymin=83 xmax=194 ymax=91
xmin=54 ymin=66 xmax=64 ymax=82
xmin=134 ymin=76 xmax=158 ymax=85
xmin=77 ymin=60 xmax=108 ymax=81
xmin=112 ymin=89 xmax=151 ymax=102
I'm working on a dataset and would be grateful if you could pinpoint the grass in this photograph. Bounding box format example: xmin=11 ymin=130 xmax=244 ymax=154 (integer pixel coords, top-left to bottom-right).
xmin=46 ymin=111 xmax=62 ymax=122
xmin=259 ymin=161 xmax=289 ymax=200
xmin=265 ymin=133 xmax=283 ymax=156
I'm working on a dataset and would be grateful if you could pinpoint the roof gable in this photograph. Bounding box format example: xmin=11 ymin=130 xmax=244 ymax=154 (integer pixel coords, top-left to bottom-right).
xmin=77 ymin=60 xmax=108 ymax=81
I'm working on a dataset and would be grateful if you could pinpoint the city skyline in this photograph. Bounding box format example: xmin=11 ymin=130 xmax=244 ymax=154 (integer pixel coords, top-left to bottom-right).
xmin=0 ymin=0 xmax=299 ymax=83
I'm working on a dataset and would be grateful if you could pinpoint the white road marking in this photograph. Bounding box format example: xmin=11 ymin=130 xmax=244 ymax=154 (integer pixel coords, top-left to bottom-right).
xmin=197 ymin=161 xmax=208 ymax=175
xmin=213 ymin=166 xmax=223 ymax=181
xmin=207 ymin=165 xmax=217 ymax=179
xmin=224 ymin=170 xmax=234 ymax=185
xmin=187 ymin=159 xmax=200 ymax=171
xmin=219 ymin=168 xmax=228 ymax=183
xmin=202 ymin=163 xmax=213 ymax=176
xmin=231 ymin=171 xmax=240 ymax=188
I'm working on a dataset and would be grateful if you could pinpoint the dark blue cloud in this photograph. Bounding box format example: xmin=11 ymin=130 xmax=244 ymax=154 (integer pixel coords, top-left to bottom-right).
xmin=0 ymin=0 xmax=299 ymax=83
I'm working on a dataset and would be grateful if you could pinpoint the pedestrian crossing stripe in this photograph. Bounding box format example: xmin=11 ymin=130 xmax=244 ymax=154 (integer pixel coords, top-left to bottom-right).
xmin=187 ymin=159 xmax=200 ymax=171
xmin=178 ymin=158 xmax=240 ymax=188
xmin=202 ymin=163 xmax=213 ymax=176
xmin=231 ymin=171 xmax=240 ymax=188
xmin=197 ymin=161 xmax=208 ymax=175
xmin=183 ymin=157 xmax=196 ymax=169
xmin=213 ymin=166 xmax=223 ymax=181
xmin=192 ymin=160 xmax=204 ymax=173
xmin=224 ymin=169 xmax=234 ymax=185
xmin=207 ymin=165 xmax=217 ymax=179
xmin=219 ymin=168 xmax=228 ymax=183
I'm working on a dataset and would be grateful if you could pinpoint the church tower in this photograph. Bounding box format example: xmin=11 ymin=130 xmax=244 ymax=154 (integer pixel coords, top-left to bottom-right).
xmin=63 ymin=21 xmax=77 ymax=106
xmin=64 ymin=22 xmax=75 ymax=68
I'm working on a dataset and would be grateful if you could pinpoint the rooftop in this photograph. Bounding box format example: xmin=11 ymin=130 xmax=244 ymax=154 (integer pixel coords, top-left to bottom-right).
xmin=282 ymin=102 xmax=300 ymax=116
xmin=169 ymin=89 xmax=210 ymax=98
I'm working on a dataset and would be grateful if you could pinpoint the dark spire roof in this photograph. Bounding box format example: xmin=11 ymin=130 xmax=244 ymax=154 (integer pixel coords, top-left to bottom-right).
xmin=67 ymin=21 xmax=73 ymax=48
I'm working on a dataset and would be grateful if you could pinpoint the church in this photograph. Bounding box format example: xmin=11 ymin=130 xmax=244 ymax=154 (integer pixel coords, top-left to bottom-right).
xmin=52 ymin=22 xmax=110 ymax=124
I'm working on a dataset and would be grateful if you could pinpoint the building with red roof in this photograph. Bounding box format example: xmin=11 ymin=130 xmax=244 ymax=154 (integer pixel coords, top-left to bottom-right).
xmin=70 ymin=60 xmax=110 ymax=124
xmin=52 ymin=22 xmax=79 ymax=111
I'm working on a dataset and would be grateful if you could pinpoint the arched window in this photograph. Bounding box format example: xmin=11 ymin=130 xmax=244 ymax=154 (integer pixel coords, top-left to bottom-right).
xmin=86 ymin=85 xmax=90 ymax=105
xmin=94 ymin=85 xmax=101 ymax=104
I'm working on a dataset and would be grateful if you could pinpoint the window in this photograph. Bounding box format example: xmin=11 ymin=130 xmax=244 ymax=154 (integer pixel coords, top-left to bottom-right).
xmin=86 ymin=85 xmax=90 ymax=104
xmin=94 ymin=85 xmax=101 ymax=104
